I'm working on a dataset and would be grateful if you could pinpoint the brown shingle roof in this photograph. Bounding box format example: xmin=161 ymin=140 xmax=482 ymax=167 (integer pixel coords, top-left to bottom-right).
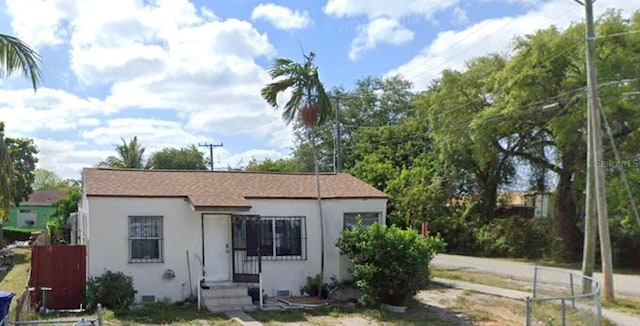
xmin=83 ymin=168 xmax=387 ymax=209
xmin=24 ymin=189 xmax=68 ymax=205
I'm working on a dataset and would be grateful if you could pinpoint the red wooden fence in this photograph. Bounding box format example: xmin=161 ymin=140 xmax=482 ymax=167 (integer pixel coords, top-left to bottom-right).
xmin=30 ymin=245 xmax=86 ymax=310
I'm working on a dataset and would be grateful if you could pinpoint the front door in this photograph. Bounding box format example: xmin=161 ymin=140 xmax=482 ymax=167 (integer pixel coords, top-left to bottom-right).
xmin=203 ymin=214 xmax=230 ymax=281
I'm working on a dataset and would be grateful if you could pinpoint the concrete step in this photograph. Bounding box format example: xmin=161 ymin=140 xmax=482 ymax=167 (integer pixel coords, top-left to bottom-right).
xmin=205 ymin=295 xmax=253 ymax=307
xmin=206 ymin=304 xmax=257 ymax=312
xmin=202 ymin=285 xmax=249 ymax=298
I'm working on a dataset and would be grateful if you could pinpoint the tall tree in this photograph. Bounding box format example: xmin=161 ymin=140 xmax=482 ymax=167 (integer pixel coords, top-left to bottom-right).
xmin=261 ymin=52 xmax=331 ymax=288
xmin=415 ymin=55 xmax=516 ymax=222
xmin=6 ymin=136 xmax=38 ymax=204
xmin=0 ymin=33 xmax=41 ymax=245
xmin=147 ymin=145 xmax=208 ymax=170
xmin=98 ymin=136 xmax=146 ymax=169
xmin=245 ymin=157 xmax=305 ymax=172
xmin=32 ymin=168 xmax=70 ymax=190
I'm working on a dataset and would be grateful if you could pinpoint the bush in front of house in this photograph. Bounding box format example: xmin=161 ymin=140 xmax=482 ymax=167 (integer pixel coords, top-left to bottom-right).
xmin=86 ymin=270 xmax=136 ymax=311
xmin=335 ymin=222 xmax=445 ymax=307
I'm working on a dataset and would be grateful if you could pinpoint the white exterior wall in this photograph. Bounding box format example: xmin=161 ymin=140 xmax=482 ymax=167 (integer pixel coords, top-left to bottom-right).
xmin=86 ymin=197 xmax=203 ymax=303
xmin=245 ymin=198 xmax=387 ymax=297
xmin=85 ymin=196 xmax=387 ymax=301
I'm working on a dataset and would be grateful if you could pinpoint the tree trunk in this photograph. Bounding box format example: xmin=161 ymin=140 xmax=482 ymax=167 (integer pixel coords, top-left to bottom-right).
xmin=476 ymin=168 xmax=499 ymax=221
xmin=553 ymin=163 xmax=583 ymax=261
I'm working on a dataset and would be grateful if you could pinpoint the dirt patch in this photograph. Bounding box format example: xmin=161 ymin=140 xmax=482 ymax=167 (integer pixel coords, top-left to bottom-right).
xmin=252 ymin=286 xmax=532 ymax=325
xmin=278 ymin=296 xmax=328 ymax=306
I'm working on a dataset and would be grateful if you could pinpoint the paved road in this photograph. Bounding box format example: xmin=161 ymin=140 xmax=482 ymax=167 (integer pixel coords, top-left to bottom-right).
xmin=432 ymin=254 xmax=640 ymax=298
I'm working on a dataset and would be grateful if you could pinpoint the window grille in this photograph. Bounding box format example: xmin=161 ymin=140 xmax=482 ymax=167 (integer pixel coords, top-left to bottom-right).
xmin=128 ymin=216 xmax=163 ymax=263
xmin=247 ymin=216 xmax=306 ymax=261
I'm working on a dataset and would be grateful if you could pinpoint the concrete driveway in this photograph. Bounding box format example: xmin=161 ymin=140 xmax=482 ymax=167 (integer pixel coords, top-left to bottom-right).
xmin=432 ymin=254 xmax=640 ymax=298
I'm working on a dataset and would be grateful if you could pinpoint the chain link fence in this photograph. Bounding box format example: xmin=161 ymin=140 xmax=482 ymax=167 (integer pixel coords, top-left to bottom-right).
xmin=525 ymin=266 xmax=602 ymax=325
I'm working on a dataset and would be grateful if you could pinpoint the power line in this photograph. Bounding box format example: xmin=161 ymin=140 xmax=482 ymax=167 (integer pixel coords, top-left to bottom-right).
xmin=340 ymin=77 xmax=637 ymax=133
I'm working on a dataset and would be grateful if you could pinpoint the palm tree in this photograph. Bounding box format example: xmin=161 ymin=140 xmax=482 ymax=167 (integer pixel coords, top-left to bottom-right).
xmin=98 ymin=137 xmax=146 ymax=169
xmin=0 ymin=34 xmax=41 ymax=91
xmin=0 ymin=34 xmax=41 ymax=244
xmin=261 ymin=52 xmax=332 ymax=290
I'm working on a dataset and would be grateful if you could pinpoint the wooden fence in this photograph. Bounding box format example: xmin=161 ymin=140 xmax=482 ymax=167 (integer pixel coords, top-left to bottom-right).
xmin=30 ymin=245 xmax=86 ymax=310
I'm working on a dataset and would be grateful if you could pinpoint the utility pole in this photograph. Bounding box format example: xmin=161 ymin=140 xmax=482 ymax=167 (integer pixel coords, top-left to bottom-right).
xmin=581 ymin=84 xmax=596 ymax=294
xmin=583 ymin=0 xmax=615 ymax=301
xmin=334 ymin=97 xmax=341 ymax=173
xmin=199 ymin=142 xmax=223 ymax=171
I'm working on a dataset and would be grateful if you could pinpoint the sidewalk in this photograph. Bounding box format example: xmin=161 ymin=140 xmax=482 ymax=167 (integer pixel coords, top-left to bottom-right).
xmin=433 ymin=277 xmax=640 ymax=326
xmin=432 ymin=254 xmax=640 ymax=297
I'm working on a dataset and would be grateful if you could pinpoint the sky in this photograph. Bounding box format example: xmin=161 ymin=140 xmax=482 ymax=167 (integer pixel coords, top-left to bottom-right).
xmin=0 ymin=0 xmax=638 ymax=180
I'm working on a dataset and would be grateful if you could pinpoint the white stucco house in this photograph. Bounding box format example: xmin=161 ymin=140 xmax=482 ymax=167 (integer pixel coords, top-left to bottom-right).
xmin=79 ymin=168 xmax=387 ymax=310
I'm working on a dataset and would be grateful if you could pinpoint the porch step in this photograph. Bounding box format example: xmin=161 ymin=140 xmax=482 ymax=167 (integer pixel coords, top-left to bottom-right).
xmin=202 ymin=285 xmax=250 ymax=298
xmin=208 ymin=304 xmax=257 ymax=312
xmin=202 ymin=284 xmax=255 ymax=312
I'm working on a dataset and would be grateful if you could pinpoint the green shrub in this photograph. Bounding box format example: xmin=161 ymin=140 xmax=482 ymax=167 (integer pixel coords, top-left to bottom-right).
xmin=46 ymin=218 xmax=68 ymax=244
xmin=476 ymin=216 xmax=555 ymax=259
xmin=2 ymin=227 xmax=33 ymax=244
xmin=86 ymin=271 xmax=136 ymax=311
xmin=428 ymin=212 xmax=479 ymax=255
xmin=335 ymin=222 xmax=445 ymax=306
xmin=301 ymin=274 xmax=328 ymax=298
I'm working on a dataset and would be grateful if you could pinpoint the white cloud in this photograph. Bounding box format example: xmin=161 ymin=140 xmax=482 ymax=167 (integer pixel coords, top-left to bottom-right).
xmin=349 ymin=17 xmax=414 ymax=61
xmin=34 ymin=138 xmax=112 ymax=180
xmin=387 ymin=0 xmax=640 ymax=89
xmin=251 ymin=3 xmax=311 ymax=30
xmin=81 ymin=118 xmax=209 ymax=152
xmin=4 ymin=0 xmax=75 ymax=47
xmin=324 ymin=0 xmax=459 ymax=58
xmin=452 ymin=7 xmax=469 ymax=25
xmin=0 ymin=88 xmax=107 ymax=133
xmin=323 ymin=0 xmax=459 ymax=20
xmin=2 ymin=0 xmax=296 ymax=179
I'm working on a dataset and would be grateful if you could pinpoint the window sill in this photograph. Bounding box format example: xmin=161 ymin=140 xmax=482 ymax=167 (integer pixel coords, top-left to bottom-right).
xmin=128 ymin=260 xmax=164 ymax=264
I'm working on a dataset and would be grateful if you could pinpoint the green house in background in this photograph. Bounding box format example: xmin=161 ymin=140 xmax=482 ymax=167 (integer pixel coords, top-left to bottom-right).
xmin=6 ymin=190 xmax=67 ymax=230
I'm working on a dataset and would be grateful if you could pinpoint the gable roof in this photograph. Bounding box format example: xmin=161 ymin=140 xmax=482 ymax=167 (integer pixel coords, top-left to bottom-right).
xmin=24 ymin=189 xmax=68 ymax=206
xmin=83 ymin=168 xmax=388 ymax=210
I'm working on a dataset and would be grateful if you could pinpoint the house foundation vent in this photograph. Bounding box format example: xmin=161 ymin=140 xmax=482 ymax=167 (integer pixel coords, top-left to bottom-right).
xmin=276 ymin=290 xmax=291 ymax=297
xmin=141 ymin=295 xmax=156 ymax=303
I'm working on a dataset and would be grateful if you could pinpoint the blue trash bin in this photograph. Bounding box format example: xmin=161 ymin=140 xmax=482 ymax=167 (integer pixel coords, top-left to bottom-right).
xmin=0 ymin=292 xmax=15 ymax=326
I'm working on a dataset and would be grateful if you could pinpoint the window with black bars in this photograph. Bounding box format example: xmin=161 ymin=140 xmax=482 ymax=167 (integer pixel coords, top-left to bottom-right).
xmin=128 ymin=216 xmax=163 ymax=263
xmin=246 ymin=216 xmax=306 ymax=261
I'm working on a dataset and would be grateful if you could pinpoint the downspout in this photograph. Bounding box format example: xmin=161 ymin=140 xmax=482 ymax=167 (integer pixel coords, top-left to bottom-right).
xmin=201 ymin=214 xmax=205 ymax=276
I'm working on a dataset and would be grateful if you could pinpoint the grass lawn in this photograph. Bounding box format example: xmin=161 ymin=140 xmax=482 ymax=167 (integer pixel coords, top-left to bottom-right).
xmin=0 ymin=248 xmax=32 ymax=319
xmin=433 ymin=267 xmax=640 ymax=316
xmin=0 ymin=247 xmax=237 ymax=325
xmin=41 ymin=302 xmax=239 ymax=326
xmin=249 ymin=299 xmax=458 ymax=326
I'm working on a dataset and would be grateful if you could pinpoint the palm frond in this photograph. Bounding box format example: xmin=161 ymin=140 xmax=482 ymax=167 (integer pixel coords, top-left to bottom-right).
xmin=262 ymin=78 xmax=297 ymax=109
xmin=261 ymin=52 xmax=331 ymax=127
xmin=0 ymin=34 xmax=41 ymax=91
xmin=100 ymin=137 xmax=146 ymax=169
